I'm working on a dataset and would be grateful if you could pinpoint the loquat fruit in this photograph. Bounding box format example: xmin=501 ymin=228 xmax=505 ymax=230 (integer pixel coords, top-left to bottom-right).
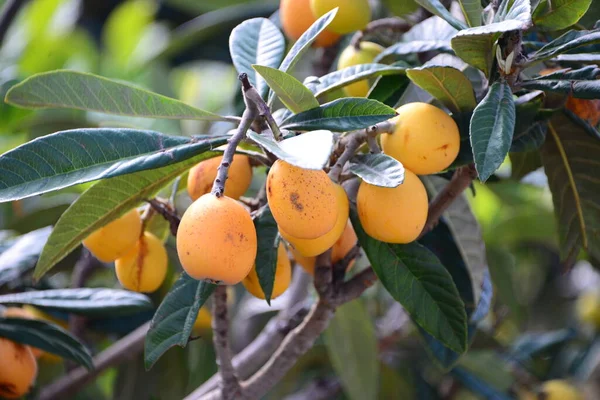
xmin=187 ymin=154 xmax=253 ymax=201
xmin=337 ymin=42 xmax=385 ymax=97
xmin=243 ymin=242 xmax=292 ymax=299
xmin=115 ymin=232 xmax=168 ymax=293
xmin=0 ymin=338 xmax=37 ymax=399
xmin=82 ymin=208 xmax=142 ymax=263
xmin=310 ymin=0 xmax=371 ymax=34
xmin=280 ymin=0 xmax=340 ymax=47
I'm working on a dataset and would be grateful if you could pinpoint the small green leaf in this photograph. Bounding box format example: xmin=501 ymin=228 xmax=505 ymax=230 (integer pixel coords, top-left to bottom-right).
xmin=348 ymin=153 xmax=405 ymax=188
xmin=312 ymin=64 xmax=407 ymax=99
xmin=252 ymin=65 xmax=318 ymax=113
xmin=324 ymin=301 xmax=379 ymax=400
xmin=281 ymin=98 xmax=396 ymax=132
xmin=0 ymin=129 xmax=228 ymax=202
xmin=351 ymin=211 xmax=468 ymax=353
xmin=34 ymin=151 xmax=221 ymax=279
xmin=368 ymin=74 xmax=411 ymax=108
xmin=459 ymin=0 xmax=482 ymax=27
xmin=529 ymin=29 xmax=600 ymax=64
xmin=0 ymin=289 xmax=153 ymax=316
xmin=252 ymin=205 xmax=279 ymax=304
xmin=248 ymin=130 xmax=334 ymax=170
xmin=407 ymin=66 xmax=477 ymax=113
xmin=0 ymin=227 xmax=51 ymax=286
xmin=145 ymin=273 xmax=216 ymax=369
xmin=0 ymin=317 xmax=93 ymax=370
xmin=5 ymin=70 xmax=228 ymax=121
xmin=470 ymin=81 xmax=516 ymax=182
xmin=533 ymin=0 xmax=593 ymax=30
xmin=414 ymin=0 xmax=468 ymax=30
xmin=229 ymin=18 xmax=285 ymax=99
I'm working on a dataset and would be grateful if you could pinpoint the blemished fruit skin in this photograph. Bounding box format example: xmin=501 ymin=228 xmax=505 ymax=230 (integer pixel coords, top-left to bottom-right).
xmin=293 ymin=220 xmax=357 ymax=275
xmin=337 ymin=42 xmax=385 ymax=97
xmin=280 ymin=0 xmax=340 ymax=47
xmin=187 ymin=154 xmax=253 ymax=201
xmin=243 ymin=242 xmax=292 ymax=299
xmin=83 ymin=208 xmax=142 ymax=262
xmin=381 ymin=102 xmax=461 ymax=175
xmin=177 ymin=194 xmax=257 ymax=284
xmin=266 ymin=160 xmax=338 ymax=240
xmin=357 ymin=170 xmax=428 ymax=243
xmin=310 ymin=0 xmax=371 ymax=34
xmin=280 ymin=183 xmax=349 ymax=257
xmin=115 ymin=232 xmax=168 ymax=293
xmin=537 ymin=380 xmax=583 ymax=400
xmin=576 ymin=291 xmax=600 ymax=329
xmin=0 ymin=338 xmax=37 ymax=399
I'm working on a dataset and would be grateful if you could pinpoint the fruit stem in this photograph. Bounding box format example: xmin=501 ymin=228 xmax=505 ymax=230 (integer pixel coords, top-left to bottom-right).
xmin=211 ymin=73 xmax=259 ymax=198
xmin=243 ymin=82 xmax=282 ymax=141
xmin=349 ymin=17 xmax=413 ymax=50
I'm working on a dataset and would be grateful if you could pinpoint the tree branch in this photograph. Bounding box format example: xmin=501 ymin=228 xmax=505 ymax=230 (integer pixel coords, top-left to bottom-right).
xmin=244 ymin=85 xmax=282 ymax=140
xmin=38 ymin=322 xmax=149 ymax=400
xmin=350 ymin=17 xmax=412 ymax=49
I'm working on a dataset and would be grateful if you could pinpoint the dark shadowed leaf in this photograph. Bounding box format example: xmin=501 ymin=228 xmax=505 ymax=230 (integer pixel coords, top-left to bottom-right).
xmin=521 ymin=65 xmax=600 ymax=99
xmin=351 ymin=211 xmax=467 ymax=353
xmin=145 ymin=273 xmax=216 ymax=369
xmin=0 ymin=288 xmax=153 ymax=316
xmin=252 ymin=65 xmax=318 ymax=113
xmin=511 ymin=329 xmax=576 ymax=362
xmin=0 ymin=129 xmax=227 ymax=202
xmin=34 ymin=151 xmax=221 ymax=279
xmin=0 ymin=227 xmax=51 ymax=286
xmin=470 ymin=81 xmax=516 ymax=182
xmin=533 ymin=0 xmax=593 ymax=30
xmin=348 ymin=153 xmax=405 ymax=188
xmin=529 ymin=29 xmax=600 ymax=63
xmin=0 ymin=317 xmax=92 ymax=370
xmin=414 ymin=0 xmax=468 ymax=30
xmin=247 ymin=130 xmax=334 ymax=169
xmin=324 ymin=301 xmax=379 ymax=400
xmin=564 ymin=109 xmax=600 ymax=141
xmin=5 ymin=71 xmax=228 ymax=121
xmin=252 ymin=205 xmax=279 ymax=304
xmin=541 ymin=112 xmax=600 ymax=262
xmin=281 ymin=98 xmax=396 ymax=132
xmin=229 ymin=18 xmax=285 ymax=99
xmin=368 ymin=73 xmax=411 ymax=108
xmin=510 ymin=151 xmax=542 ymax=180
xmin=511 ymin=92 xmax=548 ymax=152
xmin=406 ymin=66 xmax=476 ymax=113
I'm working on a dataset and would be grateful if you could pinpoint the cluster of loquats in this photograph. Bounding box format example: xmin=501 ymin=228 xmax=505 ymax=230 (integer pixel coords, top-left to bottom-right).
xmin=0 ymin=306 xmax=69 ymax=398
xmin=82 ymin=208 xmax=168 ymax=293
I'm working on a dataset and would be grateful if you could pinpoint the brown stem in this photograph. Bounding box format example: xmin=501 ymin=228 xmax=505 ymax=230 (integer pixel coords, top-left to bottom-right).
xmin=419 ymin=163 xmax=478 ymax=238
xmin=68 ymin=249 xmax=102 ymax=342
xmin=350 ymin=17 xmax=412 ymax=49
xmin=244 ymin=85 xmax=281 ymax=140
xmin=212 ymin=285 xmax=242 ymax=399
xmin=146 ymin=198 xmax=180 ymax=236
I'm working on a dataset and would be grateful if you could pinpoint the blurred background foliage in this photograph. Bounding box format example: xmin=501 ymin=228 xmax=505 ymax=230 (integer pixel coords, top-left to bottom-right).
xmin=0 ymin=0 xmax=599 ymax=399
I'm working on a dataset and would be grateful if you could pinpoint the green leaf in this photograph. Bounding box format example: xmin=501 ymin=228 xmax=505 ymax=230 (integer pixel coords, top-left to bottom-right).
xmin=459 ymin=0 xmax=482 ymax=27
xmin=533 ymin=0 xmax=593 ymax=30
xmin=5 ymin=70 xmax=229 ymax=121
xmin=406 ymin=66 xmax=477 ymax=113
xmin=470 ymin=81 xmax=516 ymax=182
xmin=541 ymin=112 xmax=600 ymax=262
xmin=521 ymin=66 xmax=600 ymax=99
xmin=229 ymin=18 xmax=285 ymax=99
xmin=0 ymin=227 xmax=51 ymax=286
xmin=252 ymin=65 xmax=318 ymax=113
xmin=324 ymin=301 xmax=379 ymax=400
xmin=368 ymin=74 xmax=411 ymax=108
xmin=312 ymin=64 xmax=407 ymax=99
xmin=145 ymin=273 xmax=215 ymax=369
xmin=281 ymin=98 xmax=397 ymax=132
xmin=0 ymin=129 xmax=228 ymax=202
xmin=414 ymin=0 xmax=468 ymax=30
xmin=247 ymin=130 xmax=334 ymax=170
xmin=511 ymin=92 xmax=547 ymax=152
xmin=34 ymin=151 xmax=221 ymax=280
xmin=351 ymin=211 xmax=468 ymax=353
xmin=0 ymin=289 xmax=153 ymax=316
xmin=348 ymin=153 xmax=405 ymax=188
xmin=510 ymin=151 xmax=542 ymax=180
xmin=252 ymin=205 xmax=279 ymax=304
xmin=529 ymin=29 xmax=600 ymax=63
xmin=0 ymin=317 xmax=93 ymax=370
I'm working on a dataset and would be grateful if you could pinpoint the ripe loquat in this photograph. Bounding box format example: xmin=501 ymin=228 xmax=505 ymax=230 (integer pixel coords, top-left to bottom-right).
xmin=243 ymin=242 xmax=292 ymax=299
xmin=280 ymin=0 xmax=340 ymax=47
xmin=0 ymin=338 xmax=37 ymax=399
xmin=337 ymin=42 xmax=385 ymax=97
xmin=82 ymin=208 xmax=142 ymax=263
xmin=310 ymin=0 xmax=371 ymax=34
xmin=187 ymin=154 xmax=253 ymax=201
xmin=115 ymin=232 xmax=168 ymax=293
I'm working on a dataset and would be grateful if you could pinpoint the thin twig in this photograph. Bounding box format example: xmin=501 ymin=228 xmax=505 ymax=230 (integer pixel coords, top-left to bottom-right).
xmin=146 ymin=198 xmax=180 ymax=236
xmin=244 ymin=86 xmax=282 ymax=140
xmin=212 ymin=285 xmax=242 ymax=399
xmin=68 ymin=249 xmax=101 ymax=341
xmin=38 ymin=322 xmax=149 ymax=400
xmin=350 ymin=17 xmax=412 ymax=49
xmin=0 ymin=0 xmax=27 ymax=45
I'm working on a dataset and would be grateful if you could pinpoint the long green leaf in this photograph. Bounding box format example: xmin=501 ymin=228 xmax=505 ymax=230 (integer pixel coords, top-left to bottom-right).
xmin=414 ymin=0 xmax=468 ymax=30
xmin=0 ymin=317 xmax=93 ymax=370
xmin=541 ymin=112 xmax=600 ymax=262
xmin=459 ymin=0 xmax=482 ymax=27
xmin=0 ymin=289 xmax=153 ymax=316
xmin=34 ymin=151 xmax=221 ymax=279
xmin=0 ymin=227 xmax=51 ymax=286
xmin=324 ymin=301 xmax=379 ymax=400
xmin=351 ymin=211 xmax=468 ymax=353
xmin=0 ymin=129 xmax=227 ymax=202
xmin=281 ymin=98 xmax=396 ymax=132
xmin=529 ymin=29 xmax=600 ymax=63
xmin=145 ymin=273 xmax=215 ymax=369
xmin=229 ymin=18 xmax=285 ymax=99
xmin=406 ymin=66 xmax=476 ymax=113
xmin=5 ymin=70 xmax=229 ymax=121
xmin=252 ymin=65 xmax=318 ymax=113
xmin=470 ymin=81 xmax=516 ymax=182
xmin=252 ymin=205 xmax=279 ymax=304
xmin=533 ymin=0 xmax=593 ymax=30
